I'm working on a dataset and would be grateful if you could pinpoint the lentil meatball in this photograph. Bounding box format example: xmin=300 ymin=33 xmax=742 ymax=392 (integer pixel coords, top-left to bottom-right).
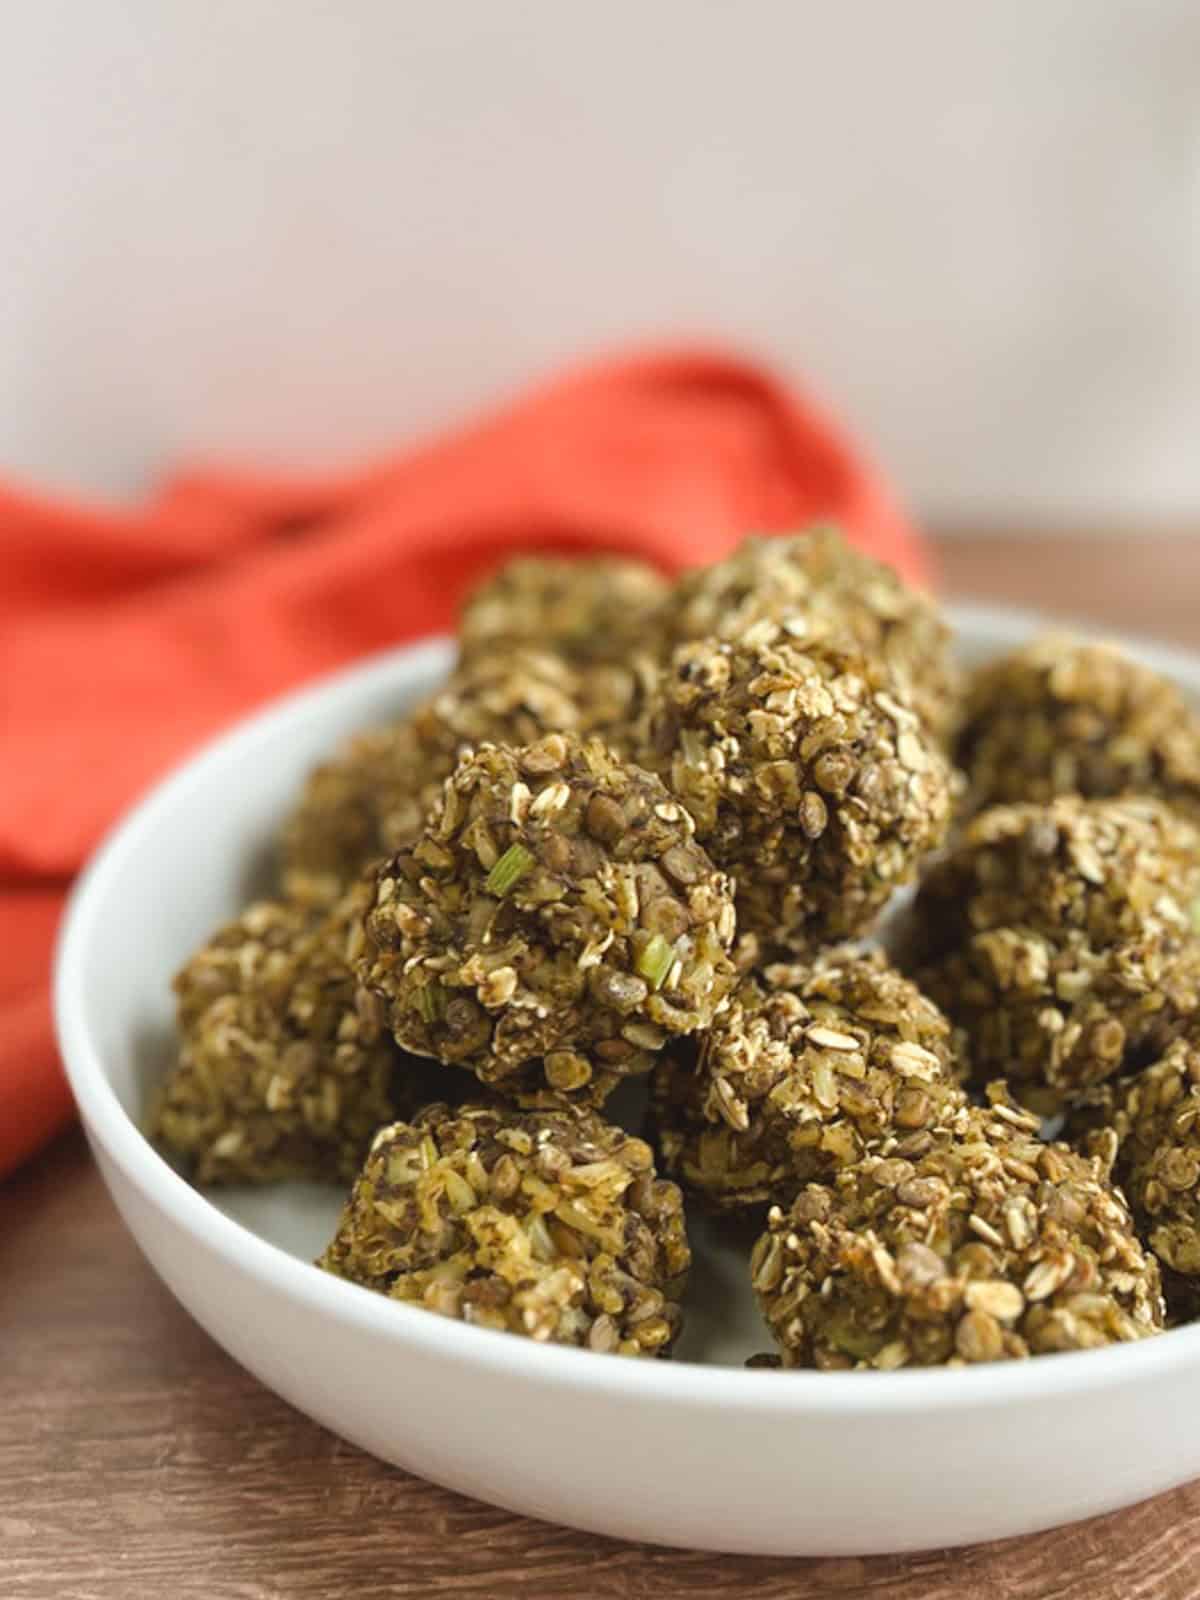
xmin=957 ymin=634 xmax=1200 ymax=819
xmin=663 ymin=527 xmax=960 ymax=742
xmin=638 ymin=625 xmax=953 ymax=952
xmin=153 ymin=886 xmax=414 ymax=1184
xmin=1082 ymin=1022 xmax=1200 ymax=1281
xmin=458 ymin=553 xmax=669 ymax=671
xmin=457 ymin=554 xmax=669 ymax=752
xmin=280 ymin=650 xmax=586 ymax=906
xmin=651 ymin=949 xmax=964 ymax=1214
xmin=356 ymin=734 xmax=738 ymax=1104
xmin=319 ymin=1102 xmax=690 ymax=1355
xmin=753 ymin=1091 xmax=1163 ymax=1369
xmin=912 ymin=796 xmax=1200 ymax=1114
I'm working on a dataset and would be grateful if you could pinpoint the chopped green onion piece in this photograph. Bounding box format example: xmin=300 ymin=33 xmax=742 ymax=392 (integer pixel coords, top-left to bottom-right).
xmin=486 ymin=842 xmax=534 ymax=896
xmin=416 ymin=980 xmax=446 ymax=1024
xmin=636 ymin=933 xmax=676 ymax=991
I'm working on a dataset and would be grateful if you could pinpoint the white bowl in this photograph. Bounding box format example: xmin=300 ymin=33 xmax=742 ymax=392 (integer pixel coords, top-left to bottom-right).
xmin=55 ymin=605 xmax=1200 ymax=1557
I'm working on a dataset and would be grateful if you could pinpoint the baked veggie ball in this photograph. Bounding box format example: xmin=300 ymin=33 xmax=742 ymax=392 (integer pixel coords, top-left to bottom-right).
xmin=280 ymin=649 xmax=586 ymax=906
xmin=457 ymin=555 xmax=669 ymax=753
xmin=957 ymin=634 xmax=1200 ymax=819
xmin=912 ymin=796 xmax=1200 ymax=1115
xmin=1083 ymin=1022 xmax=1200 ymax=1280
xmin=662 ymin=527 xmax=961 ymax=742
xmin=152 ymin=887 xmax=412 ymax=1184
xmin=651 ymin=949 xmax=964 ymax=1214
xmin=753 ymin=1091 xmax=1163 ymax=1369
xmin=356 ymin=733 xmax=739 ymax=1104
xmin=319 ymin=1102 xmax=690 ymax=1355
xmin=638 ymin=625 xmax=953 ymax=953
xmin=458 ymin=554 xmax=669 ymax=671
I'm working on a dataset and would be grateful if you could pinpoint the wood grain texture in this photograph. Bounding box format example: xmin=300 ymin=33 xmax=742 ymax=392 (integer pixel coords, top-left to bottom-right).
xmin=5 ymin=533 xmax=1200 ymax=1600
xmin=933 ymin=528 xmax=1200 ymax=648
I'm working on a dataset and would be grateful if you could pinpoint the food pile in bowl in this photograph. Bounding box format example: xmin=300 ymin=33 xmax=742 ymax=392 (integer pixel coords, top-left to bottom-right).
xmin=149 ymin=526 xmax=1200 ymax=1370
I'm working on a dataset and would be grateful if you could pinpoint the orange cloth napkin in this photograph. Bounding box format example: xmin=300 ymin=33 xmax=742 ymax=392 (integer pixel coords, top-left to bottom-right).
xmin=0 ymin=345 xmax=926 ymax=1179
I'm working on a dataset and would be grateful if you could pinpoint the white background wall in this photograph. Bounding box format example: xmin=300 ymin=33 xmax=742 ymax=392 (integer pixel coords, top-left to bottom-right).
xmin=4 ymin=0 xmax=1198 ymax=524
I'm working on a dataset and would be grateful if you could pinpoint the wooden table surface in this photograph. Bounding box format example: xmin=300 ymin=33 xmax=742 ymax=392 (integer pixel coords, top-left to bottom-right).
xmin=5 ymin=532 xmax=1200 ymax=1600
